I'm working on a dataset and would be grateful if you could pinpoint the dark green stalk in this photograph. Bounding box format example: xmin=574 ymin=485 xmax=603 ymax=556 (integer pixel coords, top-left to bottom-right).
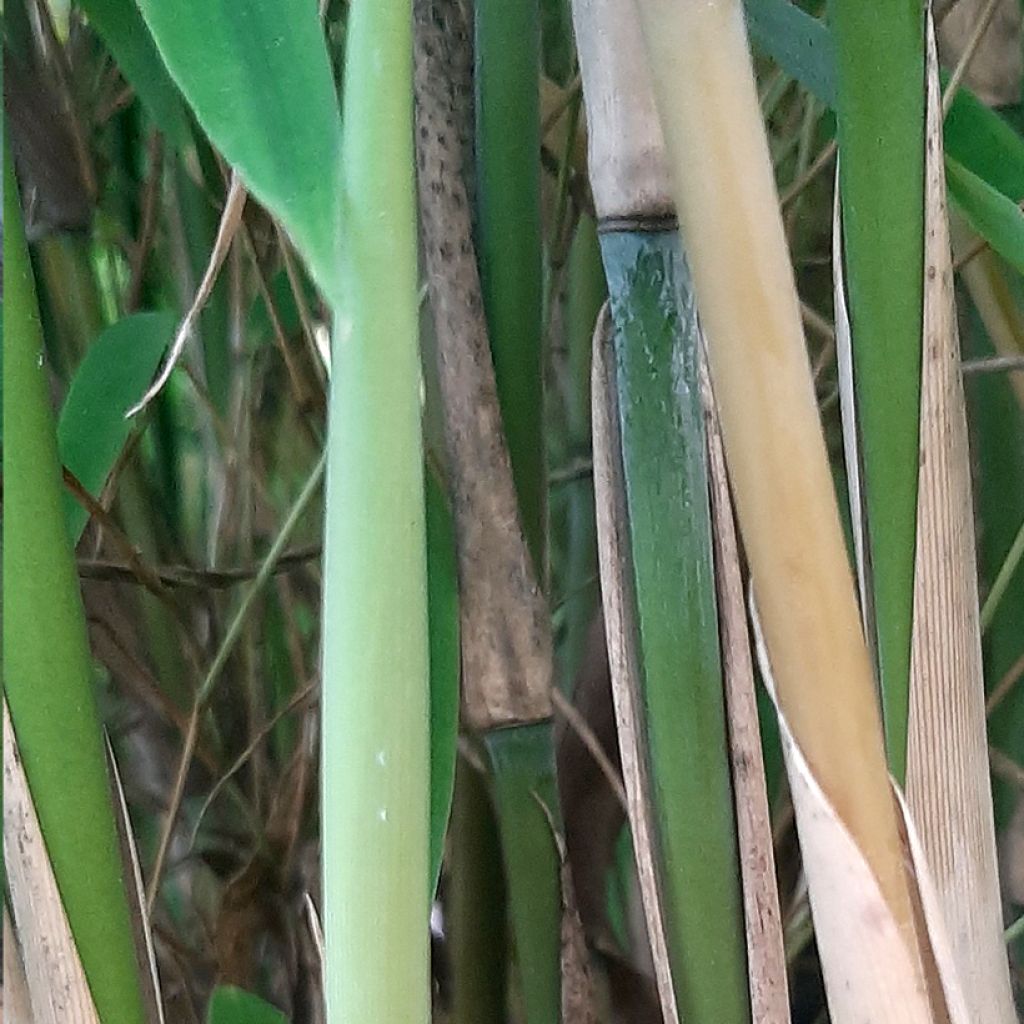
xmin=4 ymin=139 xmax=148 ymax=1024
xmin=601 ymin=232 xmax=750 ymax=1023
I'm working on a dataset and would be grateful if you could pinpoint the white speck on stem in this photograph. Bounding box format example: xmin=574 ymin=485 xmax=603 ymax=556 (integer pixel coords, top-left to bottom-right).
xmin=378 ymin=808 xmax=389 ymax=823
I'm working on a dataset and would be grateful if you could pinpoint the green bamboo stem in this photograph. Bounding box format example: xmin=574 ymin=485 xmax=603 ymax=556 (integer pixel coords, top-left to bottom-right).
xmin=475 ymin=0 xmax=546 ymax=568
xmin=3 ymin=140 xmax=148 ymax=1024
xmin=598 ymin=233 xmax=750 ymax=1023
xmin=321 ymin=0 xmax=430 ymax=1020
xmin=830 ymin=0 xmax=926 ymax=780
xmin=572 ymin=0 xmax=749 ymax=1016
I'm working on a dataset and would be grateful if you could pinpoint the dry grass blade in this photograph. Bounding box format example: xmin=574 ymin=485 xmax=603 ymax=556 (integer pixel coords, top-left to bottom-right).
xmin=127 ymin=173 xmax=247 ymax=417
xmin=904 ymin=19 xmax=1016 ymax=1021
xmin=3 ymin=703 xmax=101 ymax=1024
xmin=703 ymin=372 xmax=789 ymax=1024
xmin=591 ymin=305 xmax=680 ymax=1024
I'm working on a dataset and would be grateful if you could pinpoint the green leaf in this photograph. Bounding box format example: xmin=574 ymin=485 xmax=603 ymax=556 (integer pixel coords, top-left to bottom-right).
xmin=426 ymin=471 xmax=460 ymax=898
xmin=206 ymin=986 xmax=287 ymax=1024
xmin=743 ymin=0 xmax=835 ymax=106
xmin=134 ymin=0 xmax=343 ymax=300
xmin=475 ymin=0 xmax=546 ymax=567
xmin=830 ymin=0 xmax=926 ymax=779
xmin=945 ymin=88 xmax=1024 ymax=204
xmin=744 ymin=0 xmax=1024 ymax=232
xmin=948 ymin=158 xmax=1024 ymax=277
xmin=78 ymin=0 xmax=191 ymax=147
xmin=57 ymin=311 xmax=176 ymax=544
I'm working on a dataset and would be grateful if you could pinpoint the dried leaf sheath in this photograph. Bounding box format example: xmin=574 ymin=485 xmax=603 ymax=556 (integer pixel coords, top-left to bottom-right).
xmin=905 ymin=22 xmax=1016 ymax=1022
xmin=413 ymin=0 xmax=552 ymax=730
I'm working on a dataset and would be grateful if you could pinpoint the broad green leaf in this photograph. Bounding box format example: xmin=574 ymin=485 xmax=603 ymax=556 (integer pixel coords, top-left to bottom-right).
xmin=134 ymin=0 xmax=343 ymax=300
xmin=207 ymin=986 xmax=287 ymax=1024
xmin=426 ymin=471 xmax=460 ymax=898
xmin=78 ymin=0 xmax=191 ymax=147
xmin=58 ymin=311 xmax=176 ymax=544
xmin=948 ymin=158 xmax=1024 ymax=277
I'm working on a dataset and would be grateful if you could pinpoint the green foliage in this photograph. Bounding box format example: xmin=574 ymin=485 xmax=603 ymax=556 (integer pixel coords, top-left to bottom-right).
xmin=58 ymin=311 xmax=176 ymax=542
xmin=135 ymin=0 xmax=343 ymax=298
xmin=207 ymin=986 xmax=288 ymax=1024
xmin=475 ymin=0 xmax=546 ymax=567
xmin=78 ymin=0 xmax=191 ymax=146
xmin=948 ymin=158 xmax=1024 ymax=277
xmin=830 ymin=0 xmax=925 ymax=778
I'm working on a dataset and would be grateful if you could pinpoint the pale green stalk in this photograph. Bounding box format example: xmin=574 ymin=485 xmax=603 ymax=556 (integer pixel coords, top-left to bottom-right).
xmin=321 ymin=2 xmax=430 ymax=1023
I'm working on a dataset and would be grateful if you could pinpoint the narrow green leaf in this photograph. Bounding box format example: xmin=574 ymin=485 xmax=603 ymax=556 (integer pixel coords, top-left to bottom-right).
xmin=475 ymin=0 xmax=546 ymax=567
xmin=745 ymin=0 xmax=1023 ymax=221
xmin=945 ymin=86 xmax=1024 ymax=204
xmin=78 ymin=0 xmax=191 ymax=147
xmin=426 ymin=471 xmax=460 ymax=897
xmin=830 ymin=0 xmax=925 ymax=779
xmin=134 ymin=0 xmax=343 ymax=299
xmin=4 ymin=139 xmax=148 ymax=1024
xmin=57 ymin=311 xmax=176 ymax=544
xmin=601 ymin=230 xmax=750 ymax=1024
xmin=743 ymin=0 xmax=835 ymax=107
xmin=207 ymin=986 xmax=287 ymax=1024
xmin=948 ymin=158 xmax=1024 ymax=277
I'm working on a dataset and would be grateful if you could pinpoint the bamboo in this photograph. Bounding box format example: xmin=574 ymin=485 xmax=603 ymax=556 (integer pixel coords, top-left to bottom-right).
xmin=633 ymin=0 xmax=917 ymax=945
xmin=321 ymin=0 xmax=430 ymax=1020
xmin=4 ymin=143 xmax=149 ymax=1024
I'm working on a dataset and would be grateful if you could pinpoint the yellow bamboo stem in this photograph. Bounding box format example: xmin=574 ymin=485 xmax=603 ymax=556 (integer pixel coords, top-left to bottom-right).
xmin=634 ymin=0 xmax=916 ymax=942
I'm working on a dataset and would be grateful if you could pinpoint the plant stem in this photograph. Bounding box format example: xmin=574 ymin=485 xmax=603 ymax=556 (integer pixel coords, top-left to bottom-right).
xmin=4 ymin=135 xmax=148 ymax=1024
xmin=321 ymin=0 xmax=430 ymax=1020
xmin=634 ymin=0 xmax=916 ymax=943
